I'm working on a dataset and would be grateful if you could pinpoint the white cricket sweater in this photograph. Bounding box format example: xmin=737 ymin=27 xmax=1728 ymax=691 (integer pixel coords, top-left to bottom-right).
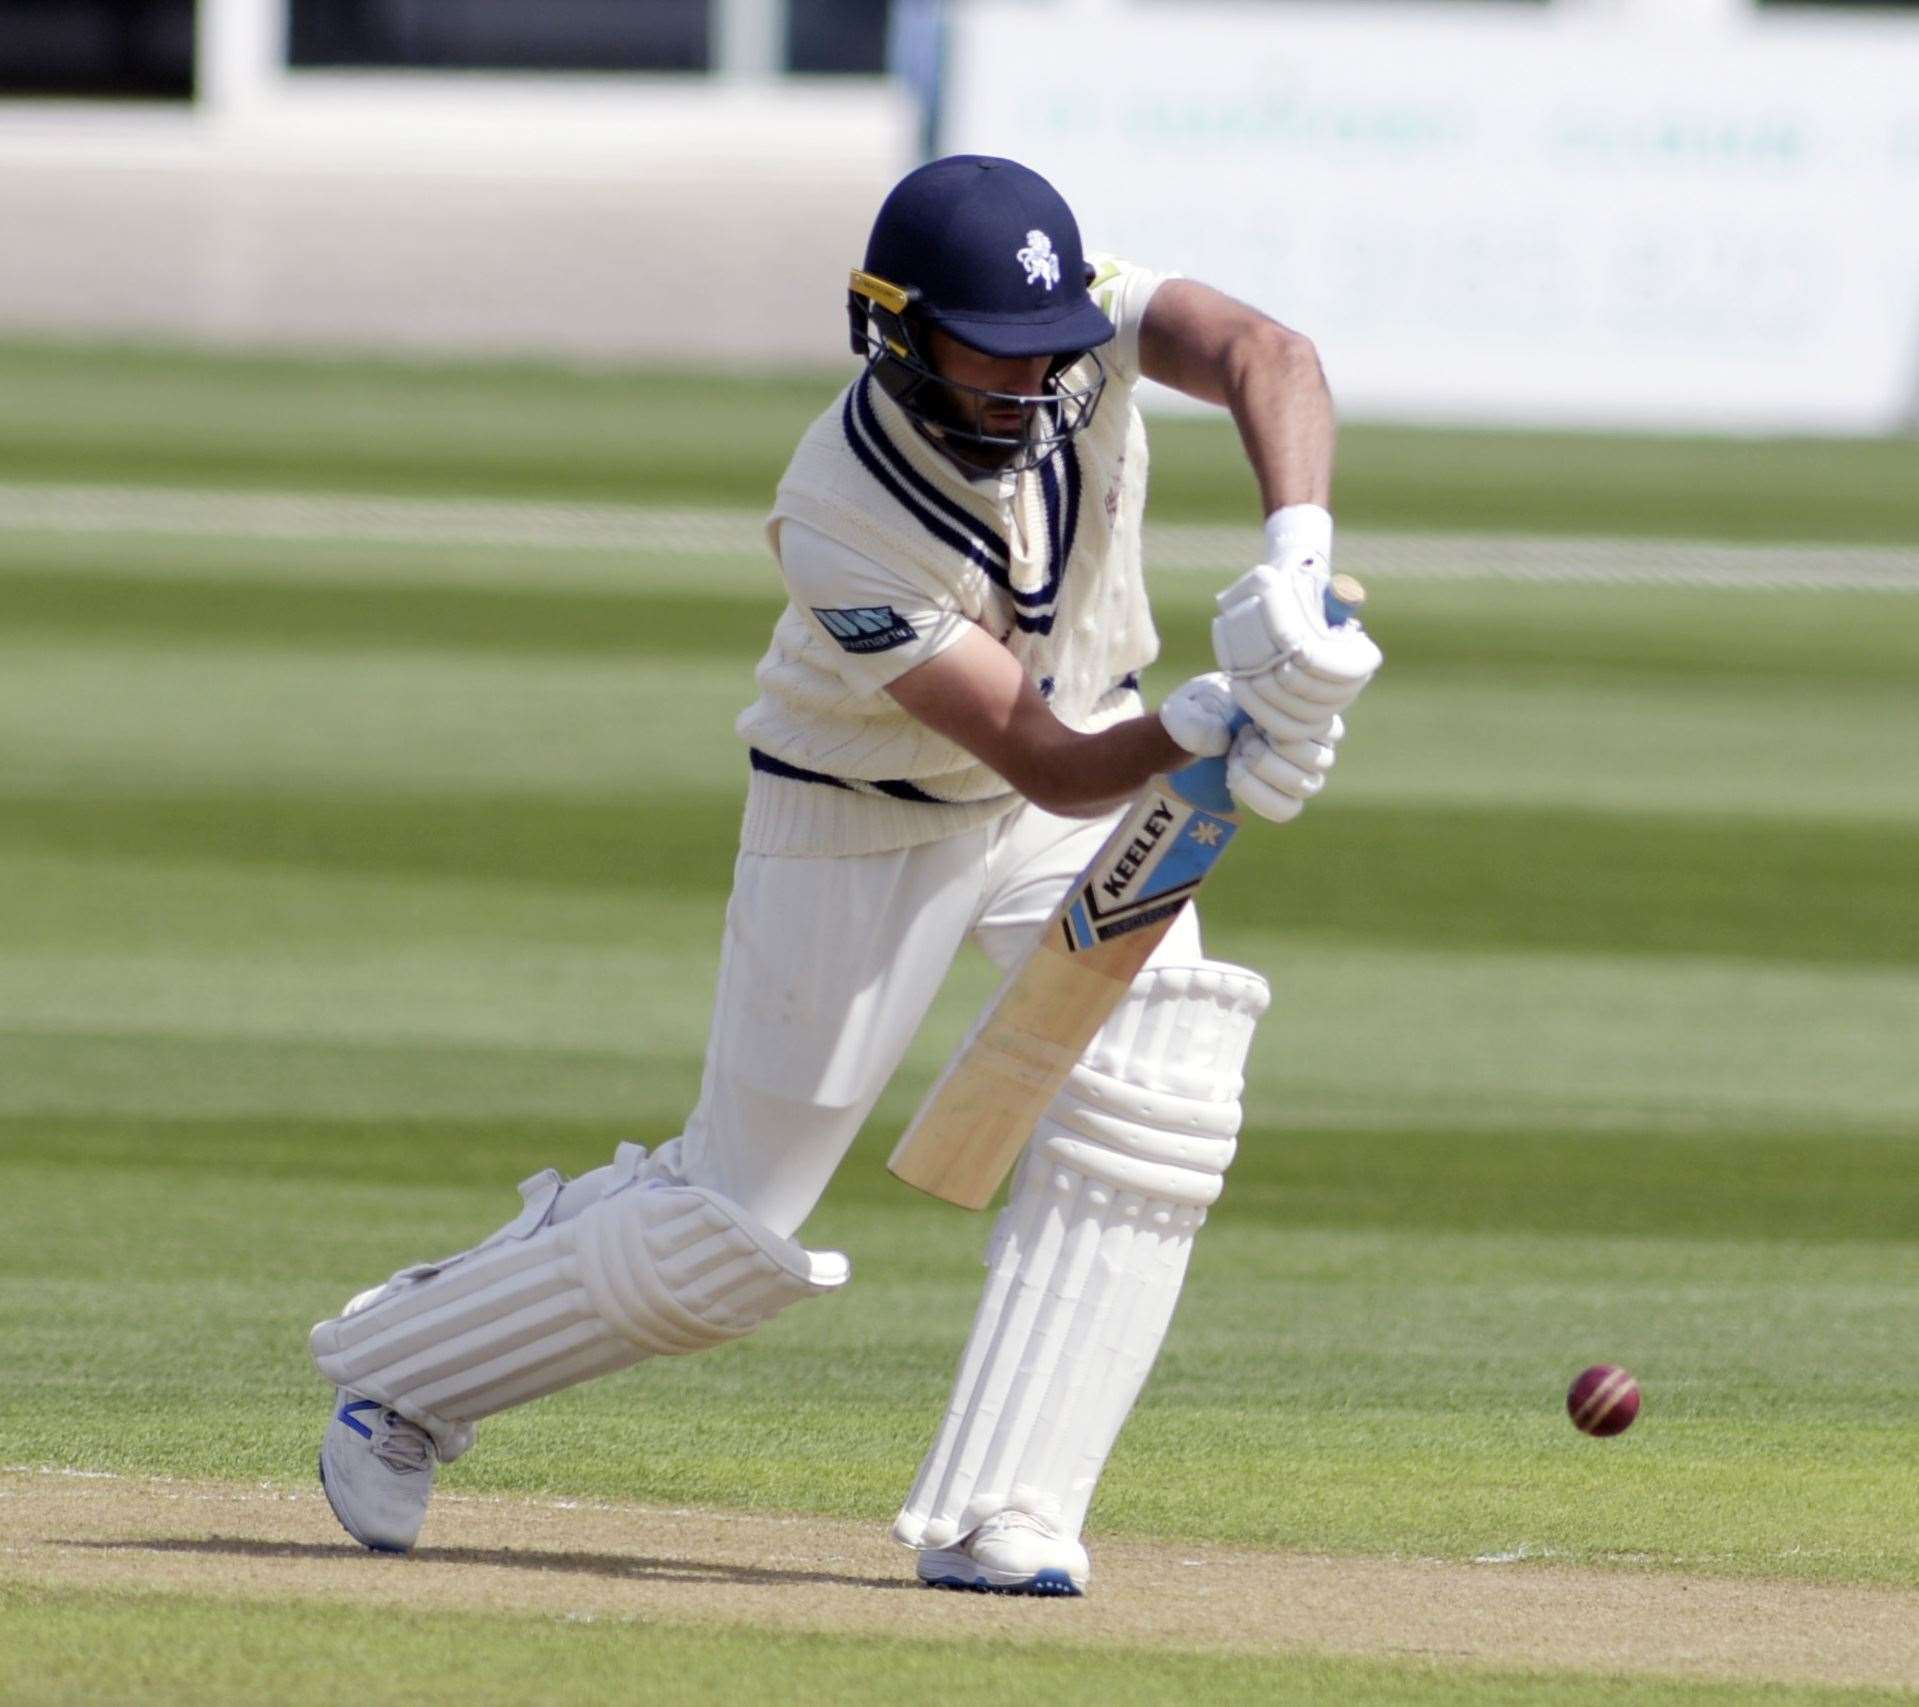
xmin=736 ymin=261 xmax=1165 ymax=857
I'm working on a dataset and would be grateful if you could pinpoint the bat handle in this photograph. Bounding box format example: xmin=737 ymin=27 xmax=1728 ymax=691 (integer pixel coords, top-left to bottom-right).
xmin=1322 ymin=573 xmax=1366 ymax=628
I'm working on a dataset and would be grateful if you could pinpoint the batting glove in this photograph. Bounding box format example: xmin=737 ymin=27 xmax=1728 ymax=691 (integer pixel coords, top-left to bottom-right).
xmin=1158 ymin=671 xmax=1239 ymax=758
xmin=1225 ymin=721 xmax=1339 ymax=825
xmin=1212 ymin=560 xmax=1382 ymax=741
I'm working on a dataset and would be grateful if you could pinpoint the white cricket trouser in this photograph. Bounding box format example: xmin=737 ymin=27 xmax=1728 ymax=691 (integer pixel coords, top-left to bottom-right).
xmin=675 ymin=801 xmax=1203 ymax=1239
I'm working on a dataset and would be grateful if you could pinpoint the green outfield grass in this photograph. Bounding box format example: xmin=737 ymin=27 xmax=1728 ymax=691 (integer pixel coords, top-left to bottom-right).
xmin=1 ymin=343 xmax=1916 ymax=1699
xmin=5 ymin=338 xmax=1919 ymax=541
xmin=6 ymin=1587 xmax=1905 ymax=1707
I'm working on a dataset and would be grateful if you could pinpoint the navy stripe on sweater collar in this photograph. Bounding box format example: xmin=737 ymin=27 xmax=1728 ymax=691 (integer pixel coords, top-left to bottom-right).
xmin=839 ymin=384 xmax=1005 ymax=590
xmin=843 ymin=377 xmax=1082 ymax=634
xmin=854 ymin=379 xmax=1009 ymax=572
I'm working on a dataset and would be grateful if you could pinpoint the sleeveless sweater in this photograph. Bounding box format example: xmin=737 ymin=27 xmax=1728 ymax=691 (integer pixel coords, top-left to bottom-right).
xmin=735 ymin=360 xmax=1159 ymax=857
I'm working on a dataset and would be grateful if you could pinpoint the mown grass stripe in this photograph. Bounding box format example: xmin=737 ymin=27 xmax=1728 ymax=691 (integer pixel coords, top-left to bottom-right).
xmin=4 ymin=1581 xmax=1901 ymax=1705
xmin=2 ymin=792 xmax=1912 ymax=969
xmin=4 ymin=482 xmax=1915 ymax=590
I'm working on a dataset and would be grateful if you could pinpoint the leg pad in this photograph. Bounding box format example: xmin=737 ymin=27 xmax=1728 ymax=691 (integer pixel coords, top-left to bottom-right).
xmin=312 ymin=1161 xmax=847 ymax=1456
xmin=894 ymin=960 xmax=1267 ymax=1550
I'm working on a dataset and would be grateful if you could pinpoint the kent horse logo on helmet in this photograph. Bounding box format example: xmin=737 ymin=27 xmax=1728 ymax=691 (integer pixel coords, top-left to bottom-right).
xmin=1018 ymin=230 xmax=1061 ymax=291
xmin=846 ymin=156 xmax=1115 ymax=475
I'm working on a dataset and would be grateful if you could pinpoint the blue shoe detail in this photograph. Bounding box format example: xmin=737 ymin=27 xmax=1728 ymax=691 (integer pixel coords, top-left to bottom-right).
xmin=921 ymin=1567 xmax=1083 ymax=1597
xmin=336 ymin=1397 xmax=379 ymax=1439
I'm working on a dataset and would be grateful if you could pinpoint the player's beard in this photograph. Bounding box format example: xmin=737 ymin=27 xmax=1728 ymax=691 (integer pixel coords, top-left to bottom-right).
xmin=914 ymin=381 xmax=1046 ymax=475
xmin=866 ymin=342 xmax=1103 ymax=476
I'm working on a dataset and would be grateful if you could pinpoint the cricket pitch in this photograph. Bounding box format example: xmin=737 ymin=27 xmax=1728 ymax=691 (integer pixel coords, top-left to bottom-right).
xmin=6 ymin=1467 xmax=1916 ymax=1692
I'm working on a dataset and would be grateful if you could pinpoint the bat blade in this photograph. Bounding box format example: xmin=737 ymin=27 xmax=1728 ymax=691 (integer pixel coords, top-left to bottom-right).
xmin=886 ymin=758 xmax=1242 ymax=1209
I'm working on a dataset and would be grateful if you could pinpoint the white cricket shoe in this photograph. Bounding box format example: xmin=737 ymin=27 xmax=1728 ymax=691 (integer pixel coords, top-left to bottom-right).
xmin=317 ymin=1390 xmax=437 ymax=1553
xmin=917 ymin=1510 xmax=1089 ymax=1596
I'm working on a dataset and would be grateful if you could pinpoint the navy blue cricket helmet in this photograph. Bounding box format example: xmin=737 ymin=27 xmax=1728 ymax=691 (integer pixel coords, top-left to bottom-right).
xmin=848 ymin=155 xmax=1113 ymax=473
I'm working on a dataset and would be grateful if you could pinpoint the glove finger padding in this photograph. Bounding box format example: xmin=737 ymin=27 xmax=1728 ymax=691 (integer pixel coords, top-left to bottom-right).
xmin=1232 ymin=669 xmax=1354 ymax=739
xmin=1233 ymin=693 xmax=1321 ymax=744
xmin=1266 ymin=646 xmax=1378 ymax=702
xmin=1233 ymin=699 xmax=1345 ymax=751
xmin=1268 ymin=731 xmax=1339 ymax=778
xmin=1226 ymin=725 xmax=1327 ymax=824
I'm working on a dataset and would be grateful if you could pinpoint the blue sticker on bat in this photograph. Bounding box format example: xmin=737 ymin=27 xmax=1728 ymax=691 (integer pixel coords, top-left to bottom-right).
xmin=1132 ymin=809 xmax=1238 ymax=900
xmin=1167 ymin=742 xmax=1238 ymax=816
xmin=1061 ymin=793 xmax=1241 ymax=951
xmin=1064 ymin=896 xmax=1098 ymax=951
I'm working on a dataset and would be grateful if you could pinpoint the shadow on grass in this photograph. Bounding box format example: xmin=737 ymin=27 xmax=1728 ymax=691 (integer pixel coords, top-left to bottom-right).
xmin=60 ymin=1536 xmax=913 ymax=1593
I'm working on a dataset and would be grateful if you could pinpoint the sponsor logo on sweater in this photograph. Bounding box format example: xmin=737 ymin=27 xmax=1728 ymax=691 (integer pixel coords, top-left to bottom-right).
xmin=812 ymin=605 xmax=918 ymax=654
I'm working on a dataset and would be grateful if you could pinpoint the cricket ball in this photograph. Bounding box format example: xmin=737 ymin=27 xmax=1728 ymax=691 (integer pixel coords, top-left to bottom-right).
xmin=1567 ymin=1364 xmax=1640 ymax=1436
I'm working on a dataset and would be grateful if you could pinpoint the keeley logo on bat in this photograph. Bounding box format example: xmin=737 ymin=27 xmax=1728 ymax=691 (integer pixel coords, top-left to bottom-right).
xmin=1060 ymin=790 xmax=1239 ymax=953
xmin=1101 ymin=804 xmax=1176 ymax=901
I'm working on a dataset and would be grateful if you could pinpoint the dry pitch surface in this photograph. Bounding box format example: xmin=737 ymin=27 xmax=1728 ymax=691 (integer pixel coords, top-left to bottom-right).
xmin=6 ymin=1469 xmax=1916 ymax=1693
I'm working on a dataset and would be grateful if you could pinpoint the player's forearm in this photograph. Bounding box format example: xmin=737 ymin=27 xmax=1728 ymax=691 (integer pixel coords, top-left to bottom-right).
xmin=1140 ymin=281 xmax=1337 ymax=515
xmin=887 ymin=628 xmax=1190 ymax=818
xmin=1223 ymin=320 xmax=1336 ymax=515
xmin=1010 ymin=714 xmax=1189 ymax=818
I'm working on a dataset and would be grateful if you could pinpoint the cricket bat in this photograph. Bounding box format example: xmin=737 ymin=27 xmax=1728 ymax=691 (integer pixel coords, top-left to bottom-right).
xmin=888 ymin=573 xmax=1366 ymax=1209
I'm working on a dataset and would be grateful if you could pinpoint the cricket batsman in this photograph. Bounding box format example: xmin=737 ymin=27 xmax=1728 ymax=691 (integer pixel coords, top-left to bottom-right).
xmin=308 ymin=155 xmax=1383 ymax=1595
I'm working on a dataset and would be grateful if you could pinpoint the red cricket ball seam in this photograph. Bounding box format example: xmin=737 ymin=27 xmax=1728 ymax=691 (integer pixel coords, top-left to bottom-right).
xmin=1572 ymin=1366 xmax=1638 ymax=1432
